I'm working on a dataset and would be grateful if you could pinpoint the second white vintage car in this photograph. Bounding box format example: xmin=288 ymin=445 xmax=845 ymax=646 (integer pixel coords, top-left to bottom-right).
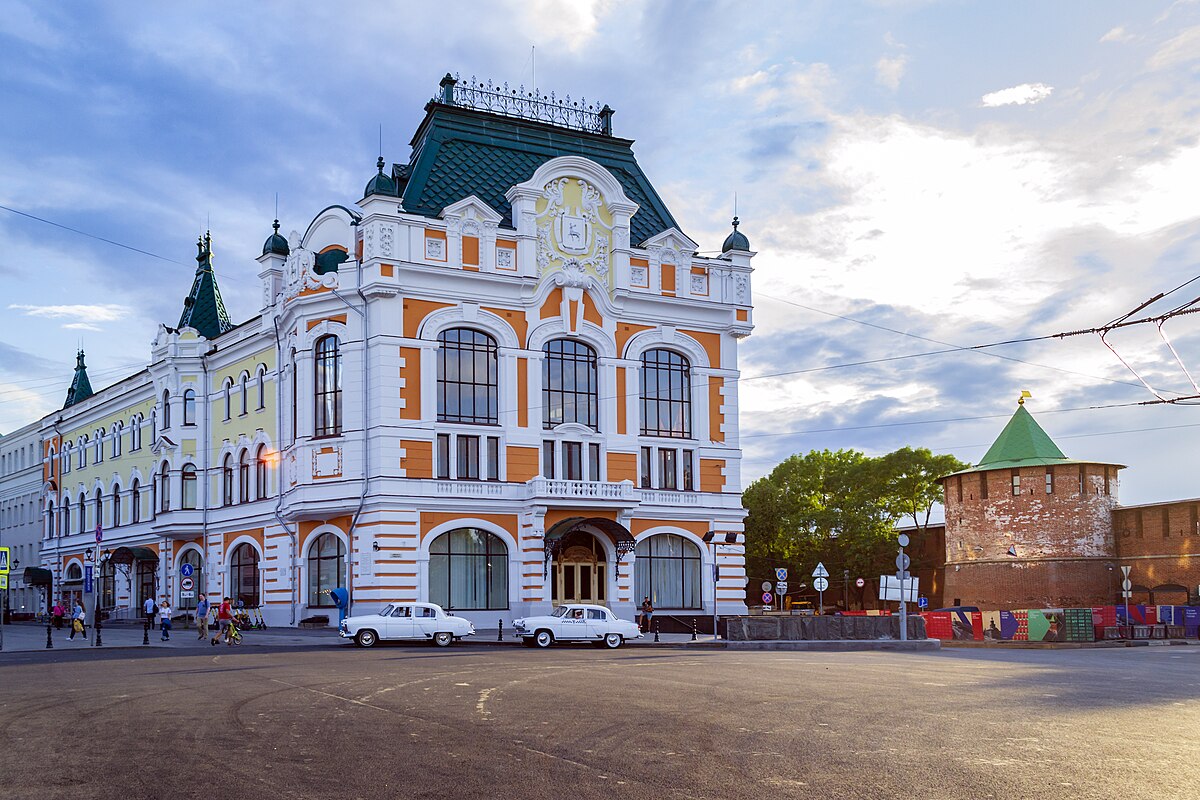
xmin=339 ymin=601 xmax=475 ymax=647
xmin=512 ymin=603 xmax=643 ymax=648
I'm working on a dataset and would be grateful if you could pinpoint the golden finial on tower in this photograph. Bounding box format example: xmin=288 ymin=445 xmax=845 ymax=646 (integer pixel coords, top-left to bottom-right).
xmin=1018 ymin=390 xmax=1032 ymax=406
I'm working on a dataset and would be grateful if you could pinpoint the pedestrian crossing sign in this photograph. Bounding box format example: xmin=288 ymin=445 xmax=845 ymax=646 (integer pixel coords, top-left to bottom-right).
xmin=0 ymin=546 xmax=9 ymax=575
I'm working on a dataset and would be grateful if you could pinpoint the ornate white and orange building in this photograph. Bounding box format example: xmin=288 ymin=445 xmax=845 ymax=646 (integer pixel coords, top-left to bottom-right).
xmin=28 ymin=74 xmax=755 ymax=628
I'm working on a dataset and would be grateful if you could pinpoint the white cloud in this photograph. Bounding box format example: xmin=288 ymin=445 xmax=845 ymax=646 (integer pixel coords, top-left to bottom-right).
xmin=980 ymin=83 xmax=1054 ymax=107
xmin=61 ymin=323 xmax=102 ymax=332
xmin=9 ymin=303 xmax=130 ymax=322
xmin=876 ymin=53 xmax=908 ymax=90
xmin=1147 ymin=26 xmax=1200 ymax=69
xmin=1100 ymin=26 xmax=1134 ymax=43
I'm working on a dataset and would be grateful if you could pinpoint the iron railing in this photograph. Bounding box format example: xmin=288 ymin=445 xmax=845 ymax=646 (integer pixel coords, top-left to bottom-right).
xmin=435 ymin=73 xmax=613 ymax=135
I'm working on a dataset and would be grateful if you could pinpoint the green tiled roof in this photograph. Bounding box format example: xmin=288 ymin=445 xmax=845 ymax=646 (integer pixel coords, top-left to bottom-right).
xmin=399 ymin=103 xmax=680 ymax=246
xmin=178 ymin=233 xmax=233 ymax=340
xmin=944 ymin=403 xmax=1123 ymax=477
xmin=63 ymin=349 xmax=93 ymax=408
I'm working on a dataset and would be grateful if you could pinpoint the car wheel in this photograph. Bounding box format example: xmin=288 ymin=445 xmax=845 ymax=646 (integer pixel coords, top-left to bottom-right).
xmin=432 ymin=631 xmax=453 ymax=647
xmin=355 ymin=629 xmax=378 ymax=648
xmin=603 ymin=633 xmax=623 ymax=649
xmin=534 ymin=630 xmax=554 ymax=648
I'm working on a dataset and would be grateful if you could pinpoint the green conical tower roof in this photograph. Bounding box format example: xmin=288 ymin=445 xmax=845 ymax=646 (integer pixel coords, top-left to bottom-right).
xmin=63 ymin=349 xmax=94 ymax=408
xmin=178 ymin=232 xmax=232 ymax=340
xmin=944 ymin=398 xmax=1123 ymax=478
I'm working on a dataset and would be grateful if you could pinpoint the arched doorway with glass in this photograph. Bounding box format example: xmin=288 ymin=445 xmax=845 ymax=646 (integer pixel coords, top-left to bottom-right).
xmin=428 ymin=528 xmax=509 ymax=612
xmin=307 ymin=532 xmax=346 ymax=609
xmin=178 ymin=548 xmax=203 ymax=612
xmin=633 ymin=533 xmax=703 ymax=610
xmin=229 ymin=542 xmax=261 ymax=608
xmin=543 ymin=517 xmax=635 ymax=609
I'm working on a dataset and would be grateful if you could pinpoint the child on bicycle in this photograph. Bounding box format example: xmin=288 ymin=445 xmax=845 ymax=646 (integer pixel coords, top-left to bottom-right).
xmin=211 ymin=596 xmax=237 ymax=646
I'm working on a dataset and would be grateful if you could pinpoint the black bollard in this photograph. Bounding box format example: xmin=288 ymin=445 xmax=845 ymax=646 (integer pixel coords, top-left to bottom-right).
xmin=142 ymin=620 xmax=150 ymax=645
xmin=498 ymin=619 xmax=503 ymax=642
xmin=46 ymin=622 xmax=53 ymax=649
xmin=653 ymin=619 xmax=660 ymax=643
xmin=691 ymin=619 xmax=698 ymax=641
xmin=94 ymin=617 xmax=103 ymax=648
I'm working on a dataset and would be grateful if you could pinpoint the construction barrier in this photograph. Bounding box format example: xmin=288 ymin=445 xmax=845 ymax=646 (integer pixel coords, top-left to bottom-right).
xmin=921 ymin=605 xmax=1200 ymax=642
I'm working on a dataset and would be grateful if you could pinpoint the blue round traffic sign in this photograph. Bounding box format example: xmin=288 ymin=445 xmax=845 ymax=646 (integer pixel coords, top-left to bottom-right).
xmin=181 ymin=563 xmax=194 ymax=577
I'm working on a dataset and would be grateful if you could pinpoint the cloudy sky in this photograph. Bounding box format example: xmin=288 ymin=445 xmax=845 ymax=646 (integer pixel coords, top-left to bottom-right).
xmin=1 ymin=1 xmax=1199 ymax=507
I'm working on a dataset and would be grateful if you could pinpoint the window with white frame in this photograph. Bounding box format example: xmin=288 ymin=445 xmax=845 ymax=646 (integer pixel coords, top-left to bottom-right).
xmin=543 ymin=339 xmax=598 ymax=430
xmin=436 ymin=432 xmax=501 ymax=481
xmin=162 ymin=390 xmax=172 ymax=429
xmin=640 ymin=349 xmax=692 ymax=438
xmin=256 ymin=366 xmax=267 ymax=410
xmin=639 ymin=446 xmax=695 ymax=491
xmin=183 ymin=389 xmax=196 ymax=426
xmin=181 ymin=463 xmax=197 ymax=509
xmin=314 ymin=335 xmax=342 ymax=437
xmin=239 ymin=373 xmax=248 ymax=416
xmin=223 ymin=379 xmax=232 ymax=420
xmin=437 ymin=328 xmax=499 ymax=425
xmin=541 ymin=439 xmax=603 ymax=481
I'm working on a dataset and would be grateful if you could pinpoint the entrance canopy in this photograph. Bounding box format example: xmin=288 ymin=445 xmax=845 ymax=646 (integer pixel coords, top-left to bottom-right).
xmin=22 ymin=567 xmax=52 ymax=587
xmin=110 ymin=546 xmax=157 ymax=565
xmin=543 ymin=517 xmax=635 ymax=576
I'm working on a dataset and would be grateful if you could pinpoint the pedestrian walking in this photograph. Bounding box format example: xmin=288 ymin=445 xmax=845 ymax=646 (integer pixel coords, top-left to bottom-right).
xmin=196 ymin=594 xmax=210 ymax=640
xmin=143 ymin=595 xmax=157 ymax=630
xmin=159 ymin=598 xmax=173 ymax=641
xmin=51 ymin=600 xmax=65 ymax=630
xmin=639 ymin=596 xmax=654 ymax=633
xmin=68 ymin=600 xmax=86 ymax=641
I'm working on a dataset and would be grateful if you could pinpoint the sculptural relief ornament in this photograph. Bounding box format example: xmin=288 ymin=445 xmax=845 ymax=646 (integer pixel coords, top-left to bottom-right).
xmin=535 ymin=176 xmax=614 ymax=289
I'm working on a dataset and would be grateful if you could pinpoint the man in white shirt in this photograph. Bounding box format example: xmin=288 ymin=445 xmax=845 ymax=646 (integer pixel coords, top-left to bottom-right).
xmin=143 ymin=595 xmax=157 ymax=630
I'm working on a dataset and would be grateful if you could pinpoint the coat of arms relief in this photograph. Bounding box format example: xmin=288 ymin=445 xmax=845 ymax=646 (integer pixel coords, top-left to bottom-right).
xmin=536 ymin=177 xmax=613 ymax=290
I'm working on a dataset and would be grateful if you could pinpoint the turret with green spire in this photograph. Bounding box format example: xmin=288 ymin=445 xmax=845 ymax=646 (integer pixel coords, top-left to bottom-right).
xmin=63 ymin=349 xmax=94 ymax=408
xmin=178 ymin=231 xmax=233 ymax=340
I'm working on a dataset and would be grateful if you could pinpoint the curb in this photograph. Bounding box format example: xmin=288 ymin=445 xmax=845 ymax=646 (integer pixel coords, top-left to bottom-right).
xmin=721 ymin=639 xmax=941 ymax=652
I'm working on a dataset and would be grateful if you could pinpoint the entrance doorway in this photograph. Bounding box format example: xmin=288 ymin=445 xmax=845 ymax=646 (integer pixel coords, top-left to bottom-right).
xmin=552 ymin=531 xmax=607 ymax=606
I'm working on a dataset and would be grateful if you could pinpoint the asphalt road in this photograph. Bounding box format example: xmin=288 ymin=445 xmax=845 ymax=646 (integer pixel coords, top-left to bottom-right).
xmin=1 ymin=643 xmax=1197 ymax=800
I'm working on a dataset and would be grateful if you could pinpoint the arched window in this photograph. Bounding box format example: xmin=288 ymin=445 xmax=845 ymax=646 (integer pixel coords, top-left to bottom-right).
xmin=94 ymin=430 xmax=104 ymax=463
xmin=256 ymin=366 xmax=267 ymax=410
xmin=314 ymin=335 xmax=342 ymax=437
xmin=178 ymin=549 xmax=202 ymax=610
xmin=307 ymin=533 xmax=346 ymax=607
xmin=131 ymin=479 xmax=141 ymax=524
xmin=99 ymin=559 xmax=116 ymax=610
xmin=223 ymin=379 xmax=232 ymax=421
xmin=181 ymin=464 xmax=197 ymax=509
xmin=66 ymin=563 xmax=82 ymax=582
xmin=222 ymin=454 xmax=233 ymax=506
xmin=112 ymin=485 xmax=122 ymax=528
xmin=429 ymin=528 xmax=508 ymax=610
xmin=131 ymin=415 xmax=142 ymax=451
xmin=634 ymin=534 xmax=702 ymax=610
xmin=113 ymin=423 xmax=122 ymax=458
xmin=230 ymin=543 xmax=260 ymax=607
xmin=61 ymin=498 xmax=70 ymax=535
xmin=183 ymin=389 xmax=196 ymax=426
xmin=78 ymin=492 xmax=87 ymax=534
xmin=162 ymin=390 xmax=172 ymax=429
xmin=239 ymin=373 xmax=248 ymax=416
xmin=79 ymin=435 xmax=88 ymax=468
xmin=640 ymin=349 xmax=692 ymax=438
xmin=238 ymin=450 xmax=250 ymax=503
xmin=255 ymin=445 xmax=269 ymax=500
xmin=94 ymin=489 xmax=103 ymax=531
xmin=150 ymin=410 xmax=157 ymax=443
xmin=46 ymin=500 xmax=55 ymax=539
xmin=542 ymin=339 xmax=598 ymax=430
xmin=61 ymin=445 xmax=70 ymax=473
xmin=437 ymin=328 xmax=499 ymax=424
xmin=159 ymin=463 xmax=171 ymax=513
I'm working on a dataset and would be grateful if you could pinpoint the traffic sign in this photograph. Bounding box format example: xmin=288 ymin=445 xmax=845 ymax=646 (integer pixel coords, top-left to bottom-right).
xmin=1121 ymin=579 xmax=1132 ymax=591
xmin=813 ymin=576 xmax=829 ymax=592
xmin=181 ymin=576 xmax=195 ymax=591
xmin=918 ymin=596 xmax=928 ymax=609
xmin=0 ymin=575 xmax=6 ymax=590
xmin=0 ymin=547 xmax=9 ymax=575
xmin=181 ymin=563 xmax=195 ymax=577
xmin=812 ymin=562 xmax=829 ymax=578
xmin=775 ymin=581 xmax=788 ymax=594
xmin=180 ymin=591 xmax=196 ymax=600
xmin=896 ymin=553 xmax=911 ymax=572
xmin=897 ymin=533 xmax=910 ymax=547
xmin=761 ymin=581 xmax=772 ymax=592
xmin=775 ymin=567 xmax=788 ymax=581
xmin=761 ymin=592 xmax=774 ymax=605
xmin=855 ymin=577 xmax=865 ymax=588
xmin=1120 ymin=565 xmax=1131 ymax=578
xmin=1122 ymin=590 xmax=1132 ymax=599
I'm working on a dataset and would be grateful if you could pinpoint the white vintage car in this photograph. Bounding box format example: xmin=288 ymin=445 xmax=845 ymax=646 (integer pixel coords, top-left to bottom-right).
xmin=512 ymin=604 xmax=643 ymax=649
xmin=339 ymin=601 xmax=475 ymax=647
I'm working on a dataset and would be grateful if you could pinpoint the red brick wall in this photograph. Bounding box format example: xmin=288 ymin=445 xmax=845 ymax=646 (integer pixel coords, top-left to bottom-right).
xmin=1113 ymin=501 xmax=1200 ymax=604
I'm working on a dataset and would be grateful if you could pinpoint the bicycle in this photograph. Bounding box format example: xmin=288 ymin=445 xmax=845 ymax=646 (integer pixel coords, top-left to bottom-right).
xmin=210 ymin=619 xmax=242 ymax=646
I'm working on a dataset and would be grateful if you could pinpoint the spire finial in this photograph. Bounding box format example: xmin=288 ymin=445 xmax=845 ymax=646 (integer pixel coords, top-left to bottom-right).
xmin=1018 ymin=390 xmax=1032 ymax=406
xmin=377 ymin=155 xmax=385 ymax=174
xmin=272 ymin=218 xmax=280 ymax=234
xmin=732 ymin=215 xmax=740 ymax=230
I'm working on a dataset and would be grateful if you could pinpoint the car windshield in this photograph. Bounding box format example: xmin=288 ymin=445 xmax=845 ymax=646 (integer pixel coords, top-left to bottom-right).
xmin=378 ymin=604 xmax=393 ymax=617
xmin=551 ymin=606 xmax=570 ymax=618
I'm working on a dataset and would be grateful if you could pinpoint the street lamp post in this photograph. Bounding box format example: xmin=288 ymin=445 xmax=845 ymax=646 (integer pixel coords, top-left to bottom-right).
xmin=94 ymin=549 xmax=110 ymax=647
xmin=702 ymin=531 xmax=739 ymax=641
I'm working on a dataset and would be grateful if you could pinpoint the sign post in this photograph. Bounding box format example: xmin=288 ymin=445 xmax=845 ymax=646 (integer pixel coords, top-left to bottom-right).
xmin=812 ymin=562 xmax=829 ymax=614
xmin=0 ymin=546 xmax=9 ymax=651
xmin=897 ymin=534 xmax=911 ymax=641
xmin=1121 ymin=565 xmax=1132 ymax=635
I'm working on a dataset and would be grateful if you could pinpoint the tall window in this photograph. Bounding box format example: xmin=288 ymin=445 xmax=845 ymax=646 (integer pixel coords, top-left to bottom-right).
xmin=95 ymin=431 xmax=103 ymax=463
xmin=634 ymin=534 xmax=702 ymax=609
xmin=239 ymin=373 xmax=248 ymax=416
xmin=113 ymin=423 xmax=122 ymax=458
xmin=181 ymin=389 xmax=195 ymax=426
xmin=437 ymin=328 xmax=499 ymax=424
xmin=222 ymin=455 xmax=233 ymax=506
xmin=543 ymin=339 xmax=598 ymax=430
xmin=94 ymin=489 xmax=103 ymax=531
xmin=223 ymin=379 xmax=232 ymax=420
xmin=162 ymin=390 xmax=171 ymax=429
xmin=61 ymin=498 xmax=70 ymax=535
xmin=255 ymin=445 xmax=269 ymax=500
xmin=307 ymin=533 xmax=345 ymax=607
xmin=62 ymin=445 xmax=70 ymax=473
xmin=256 ymin=367 xmax=267 ymax=410
xmin=230 ymin=543 xmax=260 ymax=607
xmin=132 ymin=415 xmax=142 ymax=450
xmin=181 ymin=464 xmax=197 ymax=509
xmin=429 ymin=528 xmax=508 ymax=610
xmin=640 ymin=349 xmax=692 ymax=437
xmin=314 ymin=335 xmax=342 ymax=437
xmin=78 ymin=492 xmax=87 ymax=534
xmin=239 ymin=450 xmax=250 ymax=503
xmin=79 ymin=436 xmax=87 ymax=468
xmin=99 ymin=559 xmax=116 ymax=610
xmin=112 ymin=486 xmax=122 ymax=528
xmin=131 ymin=480 xmax=141 ymax=524
xmin=159 ymin=463 xmax=171 ymax=512
xmin=46 ymin=500 xmax=55 ymax=538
